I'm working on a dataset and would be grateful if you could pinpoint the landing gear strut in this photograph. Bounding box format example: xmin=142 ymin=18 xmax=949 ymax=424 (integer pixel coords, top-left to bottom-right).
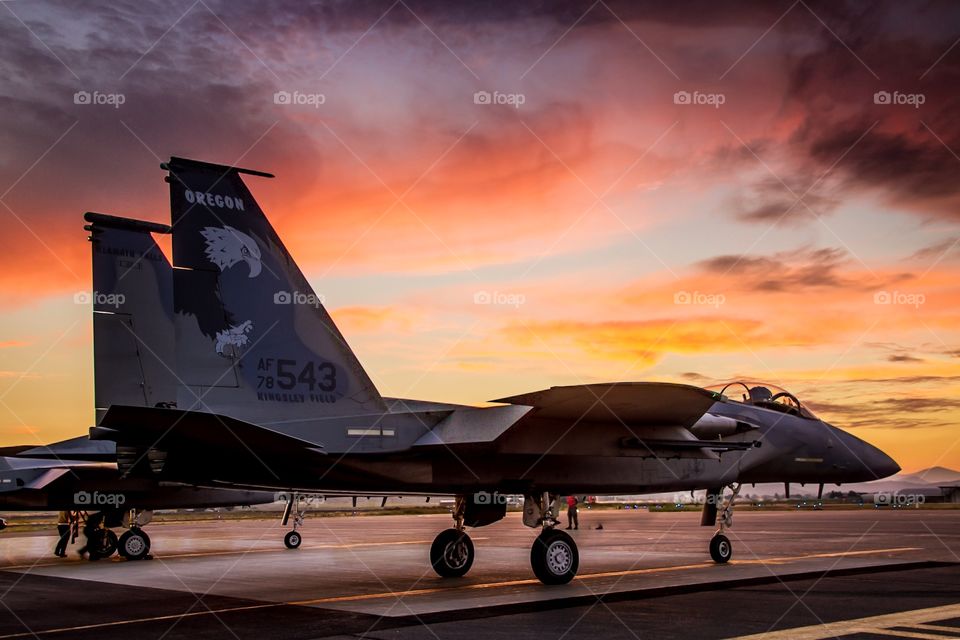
xmin=430 ymin=496 xmax=475 ymax=578
xmin=709 ymin=483 xmax=741 ymax=564
xmin=526 ymin=492 xmax=579 ymax=585
xmin=282 ymin=493 xmax=309 ymax=549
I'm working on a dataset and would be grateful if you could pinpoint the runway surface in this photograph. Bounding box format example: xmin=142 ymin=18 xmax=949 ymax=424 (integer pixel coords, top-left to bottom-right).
xmin=0 ymin=509 xmax=956 ymax=638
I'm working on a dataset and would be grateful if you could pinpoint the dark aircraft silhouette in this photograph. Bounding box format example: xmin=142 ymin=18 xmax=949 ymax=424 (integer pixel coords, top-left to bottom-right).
xmin=90 ymin=157 xmax=900 ymax=584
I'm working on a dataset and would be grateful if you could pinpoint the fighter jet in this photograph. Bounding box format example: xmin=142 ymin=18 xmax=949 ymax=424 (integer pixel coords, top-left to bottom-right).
xmin=91 ymin=157 xmax=900 ymax=584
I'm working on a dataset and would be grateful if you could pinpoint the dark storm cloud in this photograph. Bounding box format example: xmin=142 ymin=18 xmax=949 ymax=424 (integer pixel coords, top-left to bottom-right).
xmin=718 ymin=1 xmax=960 ymax=224
xmin=887 ymin=354 xmax=924 ymax=363
xmin=697 ymin=247 xmax=903 ymax=292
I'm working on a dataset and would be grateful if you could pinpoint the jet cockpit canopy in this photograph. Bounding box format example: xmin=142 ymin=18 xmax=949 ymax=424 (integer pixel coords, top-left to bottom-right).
xmin=704 ymin=381 xmax=818 ymax=420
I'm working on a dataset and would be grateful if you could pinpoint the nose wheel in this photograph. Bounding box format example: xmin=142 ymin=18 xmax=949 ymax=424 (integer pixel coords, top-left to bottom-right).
xmin=284 ymin=530 xmax=302 ymax=549
xmin=430 ymin=528 xmax=474 ymax=577
xmin=709 ymin=533 xmax=732 ymax=563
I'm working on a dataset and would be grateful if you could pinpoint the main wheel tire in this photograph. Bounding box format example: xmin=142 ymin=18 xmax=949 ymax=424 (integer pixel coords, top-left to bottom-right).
xmin=430 ymin=528 xmax=474 ymax=578
xmin=118 ymin=529 xmax=151 ymax=560
xmin=90 ymin=529 xmax=119 ymax=560
xmin=284 ymin=530 xmax=302 ymax=549
xmin=531 ymin=529 xmax=579 ymax=585
xmin=709 ymin=533 xmax=732 ymax=563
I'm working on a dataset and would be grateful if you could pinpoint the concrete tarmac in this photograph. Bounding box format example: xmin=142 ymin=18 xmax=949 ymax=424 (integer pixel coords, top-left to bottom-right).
xmin=0 ymin=509 xmax=956 ymax=639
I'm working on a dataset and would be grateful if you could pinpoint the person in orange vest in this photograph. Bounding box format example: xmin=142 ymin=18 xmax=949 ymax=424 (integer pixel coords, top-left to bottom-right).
xmin=54 ymin=511 xmax=70 ymax=557
xmin=566 ymin=495 xmax=579 ymax=530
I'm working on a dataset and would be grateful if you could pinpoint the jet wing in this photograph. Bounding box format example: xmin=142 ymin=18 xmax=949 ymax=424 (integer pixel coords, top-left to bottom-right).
xmin=492 ymin=382 xmax=718 ymax=427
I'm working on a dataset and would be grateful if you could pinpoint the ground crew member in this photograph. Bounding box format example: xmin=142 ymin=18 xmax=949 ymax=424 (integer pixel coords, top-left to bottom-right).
xmin=566 ymin=495 xmax=579 ymax=530
xmin=54 ymin=511 xmax=70 ymax=557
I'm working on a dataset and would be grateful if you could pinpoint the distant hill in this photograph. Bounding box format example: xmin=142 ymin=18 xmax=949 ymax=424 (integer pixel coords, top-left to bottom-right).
xmin=896 ymin=466 xmax=960 ymax=485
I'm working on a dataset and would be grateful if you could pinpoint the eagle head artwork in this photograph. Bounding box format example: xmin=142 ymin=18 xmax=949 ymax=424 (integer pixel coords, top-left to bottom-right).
xmin=200 ymin=226 xmax=262 ymax=278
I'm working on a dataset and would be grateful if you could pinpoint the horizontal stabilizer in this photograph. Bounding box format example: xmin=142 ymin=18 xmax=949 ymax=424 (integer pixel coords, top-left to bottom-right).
xmin=493 ymin=382 xmax=717 ymax=427
xmin=94 ymin=406 xmax=326 ymax=460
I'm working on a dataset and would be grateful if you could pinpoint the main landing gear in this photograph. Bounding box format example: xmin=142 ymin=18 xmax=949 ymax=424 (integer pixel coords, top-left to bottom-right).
xmin=428 ymin=492 xmax=579 ymax=585
xmin=430 ymin=496 xmax=475 ymax=578
xmin=708 ymin=483 xmax=741 ymax=564
xmin=281 ymin=493 xmax=309 ymax=549
xmin=83 ymin=509 xmax=152 ymax=561
xmin=525 ymin=493 xmax=578 ymax=585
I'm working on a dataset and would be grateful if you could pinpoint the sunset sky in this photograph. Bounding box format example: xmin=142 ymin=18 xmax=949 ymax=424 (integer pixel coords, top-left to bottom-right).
xmin=0 ymin=1 xmax=958 ymax=473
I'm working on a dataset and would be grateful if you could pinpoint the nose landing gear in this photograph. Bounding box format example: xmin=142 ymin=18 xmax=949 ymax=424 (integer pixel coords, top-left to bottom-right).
xmin=709 ymin=483 xmax=741 ymax=564
xmin=430 ymin=496 xmax=475 ymax=578
xmin=281 ymin=493 xmax=309 ymax=549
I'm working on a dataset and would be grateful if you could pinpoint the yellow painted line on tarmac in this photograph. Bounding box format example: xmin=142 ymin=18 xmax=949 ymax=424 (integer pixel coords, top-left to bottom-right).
xmin=727 ymin=602 xmax=960 ymax=640
xmin=0 ymin=546 xmax=922 ymax=638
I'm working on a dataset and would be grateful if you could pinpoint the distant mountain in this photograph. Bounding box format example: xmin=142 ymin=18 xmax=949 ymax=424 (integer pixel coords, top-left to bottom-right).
xmin=896 ymin=466 xmax=960 ymax=485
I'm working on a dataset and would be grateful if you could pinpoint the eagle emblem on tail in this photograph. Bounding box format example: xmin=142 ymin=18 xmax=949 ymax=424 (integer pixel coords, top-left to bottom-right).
xmin=200 ymin=226 xmax=262 ymax=278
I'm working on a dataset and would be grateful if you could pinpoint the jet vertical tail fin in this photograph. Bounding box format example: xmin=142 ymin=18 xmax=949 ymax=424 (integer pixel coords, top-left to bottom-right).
xmin=85 ymin=212 xmax=177 ymax=424
xmin=163 ymin=157 xmax=386 ymax=426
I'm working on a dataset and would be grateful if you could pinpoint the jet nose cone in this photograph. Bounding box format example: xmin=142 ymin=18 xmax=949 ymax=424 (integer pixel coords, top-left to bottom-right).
xmin=864 ymin=444 xmax=900 ymax=480
xmin=834 ymin=427 xmax=901 ymax=482
xmin=875 ymin=451 xmax=901 ymax=479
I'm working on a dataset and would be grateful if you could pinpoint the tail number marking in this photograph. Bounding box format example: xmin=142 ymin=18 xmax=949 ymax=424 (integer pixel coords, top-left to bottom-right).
xmin=257 ymin=358 xmax=336 ymax=393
